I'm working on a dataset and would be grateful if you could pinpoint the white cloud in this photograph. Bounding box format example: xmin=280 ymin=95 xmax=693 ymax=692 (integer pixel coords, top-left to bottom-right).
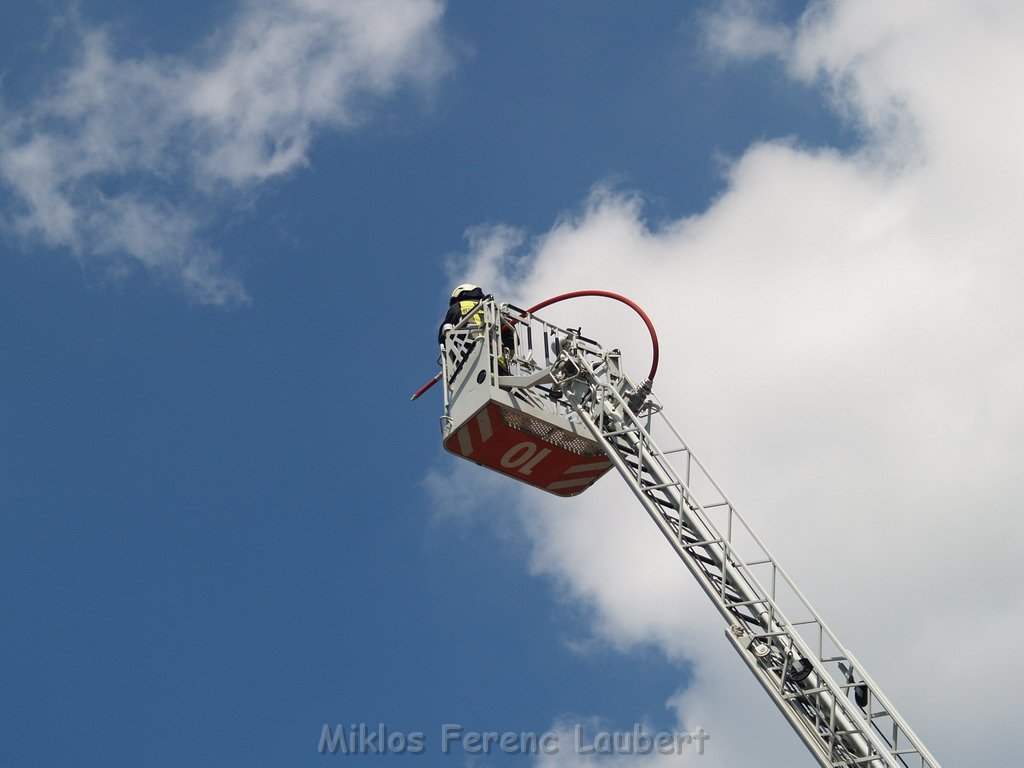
xmin=0 ymin=0 xmax=451 ymax=304
xmin=438 ymin=1 xmax=1024 ymax=765
xmin=703 ymin=0 xmax=792 ymax=61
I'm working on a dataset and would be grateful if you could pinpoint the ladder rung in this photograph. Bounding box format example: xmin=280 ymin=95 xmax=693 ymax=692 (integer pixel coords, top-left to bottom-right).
xmin=835 ymin=753 xmax=885 ymax=766
xmin=681 ymin=538 xmax=723 ymax=549
xmin=783 ymin=685 xmax=828 ymax=700
xmin=603 ymin=427 xmax=640 ymax=437
xmin=644 ymin=481 xmax=681 ymax=492
xmin=754 ymin=629 xmax=792 ymax=638
xmin=728 ymin=598 xmax=769 ymax=608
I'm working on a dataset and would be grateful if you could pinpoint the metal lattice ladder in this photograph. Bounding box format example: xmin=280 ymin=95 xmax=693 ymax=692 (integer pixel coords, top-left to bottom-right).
xmin=550 ymin=340 xmax=943 ymax=768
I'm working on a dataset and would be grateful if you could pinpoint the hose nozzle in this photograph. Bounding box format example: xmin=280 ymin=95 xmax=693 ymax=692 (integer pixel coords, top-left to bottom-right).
xmin=627 ymin=378 xmax=653 ymax=413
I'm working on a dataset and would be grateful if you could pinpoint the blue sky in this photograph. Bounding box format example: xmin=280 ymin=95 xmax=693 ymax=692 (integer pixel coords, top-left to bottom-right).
xmin=4 ymin=1 xmax=1019 ymax=766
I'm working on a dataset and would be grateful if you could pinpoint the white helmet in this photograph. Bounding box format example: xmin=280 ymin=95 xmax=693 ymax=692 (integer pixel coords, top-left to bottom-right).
xmin=451 ymin=283 xmax=480 ymax=299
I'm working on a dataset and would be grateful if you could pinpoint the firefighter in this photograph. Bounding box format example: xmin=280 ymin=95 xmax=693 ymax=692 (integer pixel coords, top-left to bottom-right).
xmin=438 ymin=284 xmax=486 ymax=344
xmin=439 ymin=284 xmax=515 ymax=375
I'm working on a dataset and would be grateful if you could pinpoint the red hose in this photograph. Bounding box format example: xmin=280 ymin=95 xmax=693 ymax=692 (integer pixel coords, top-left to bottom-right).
xmin=411 ymin=290 xmax=659 ymax=400
xmin=519 ymin=290 xmax=659 ymax=382
xmin=409 ymin=372 xmax=441 ymax=401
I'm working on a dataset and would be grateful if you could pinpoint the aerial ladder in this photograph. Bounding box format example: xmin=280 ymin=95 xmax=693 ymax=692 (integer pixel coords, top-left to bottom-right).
xmin=414 ymin=292 xmax=943 ymax=768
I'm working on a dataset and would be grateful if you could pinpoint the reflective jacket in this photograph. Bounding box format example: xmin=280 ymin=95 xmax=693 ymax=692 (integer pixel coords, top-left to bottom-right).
xmin=438 ymin=288 xmax=486 ymax=344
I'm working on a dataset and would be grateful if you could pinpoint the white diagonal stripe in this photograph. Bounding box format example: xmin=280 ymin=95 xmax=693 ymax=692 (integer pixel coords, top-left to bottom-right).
xmin=477 ymin=409 xmax=493 ymax=442
xmin=547 ymin=477 xmax=595 ymax=491
xmin=564 ymin=460 xmax=612 ymax=474
xmin=457 ymin=426 xmax=473 ymax=456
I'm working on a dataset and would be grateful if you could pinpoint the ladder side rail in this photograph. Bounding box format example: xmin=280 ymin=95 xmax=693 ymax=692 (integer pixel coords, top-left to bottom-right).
xmin=651 ymin=402 xmax=871 ymax=654
xmin=554 ymin=346 xmax=846 ymax=682
xmin=644 ymin=401 xmax=940 ymax=768
xmin=577 ymin=349 xmax=938 ymax=744
xmin=843 ymin=648 xmax=943 ymax=768
xmin=578 ymin=358 xmax=805 ymax=630
xmin=648 ymin=401 xmax=857 ymax=648
xmin=723 ymin=624 xmax=863 ymax=768
xmin=566 ymin=352 xmax=933 ymax=768
xmin=569 ymin=397 xmax=886 ymax=768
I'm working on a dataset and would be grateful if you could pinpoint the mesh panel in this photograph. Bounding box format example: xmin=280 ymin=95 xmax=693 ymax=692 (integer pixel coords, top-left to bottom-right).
xmin=498 ymin=406 xmax=606 ymax=457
